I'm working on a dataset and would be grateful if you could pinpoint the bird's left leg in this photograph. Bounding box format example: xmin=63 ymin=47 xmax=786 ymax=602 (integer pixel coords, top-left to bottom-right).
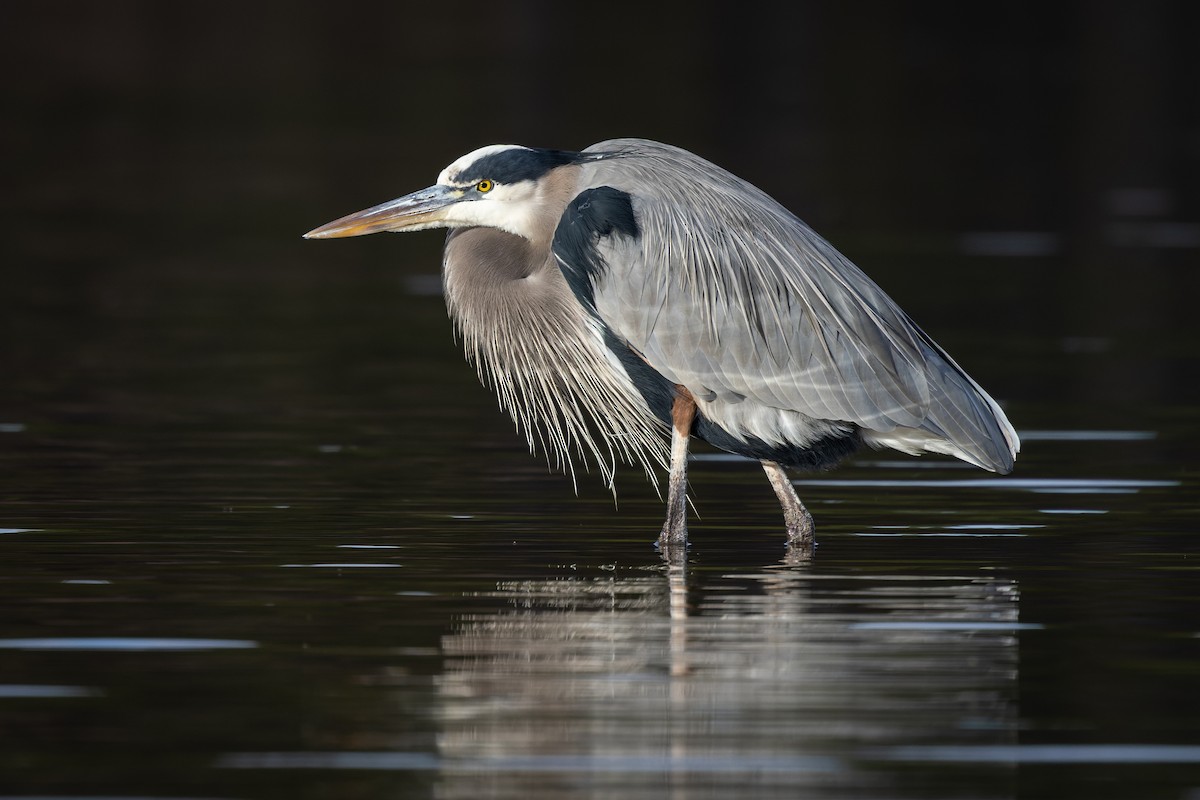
xmin=659 ymin=388 xmax=696 ymax=548
xmin=761 ymin=460 xmax=815 ymax=547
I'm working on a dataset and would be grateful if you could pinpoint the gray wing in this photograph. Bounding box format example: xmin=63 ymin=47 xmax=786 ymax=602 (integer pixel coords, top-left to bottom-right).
xmin=555 ymin=138 xmax=1018 ymax=472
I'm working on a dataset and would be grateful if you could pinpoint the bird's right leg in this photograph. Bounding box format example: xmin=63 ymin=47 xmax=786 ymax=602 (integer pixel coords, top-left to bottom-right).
xmin=761 ymin=460 xmax=815 ymax=547
xmin=659 ymin=388 xmax=696 ymax=549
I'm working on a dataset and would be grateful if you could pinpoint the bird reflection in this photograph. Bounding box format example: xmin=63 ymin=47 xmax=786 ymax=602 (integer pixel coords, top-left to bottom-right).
xmin=666 ymin=553 xmax=689 ymax=679
xmin=434 ymin=556 xmax=1021 ymax=799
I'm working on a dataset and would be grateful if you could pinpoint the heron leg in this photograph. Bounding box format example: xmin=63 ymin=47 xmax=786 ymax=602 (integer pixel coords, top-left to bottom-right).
xmin=761 ymin=460 xmax=815 ymax=547
xmin=659 ymin=389 xmax=696 ymax=548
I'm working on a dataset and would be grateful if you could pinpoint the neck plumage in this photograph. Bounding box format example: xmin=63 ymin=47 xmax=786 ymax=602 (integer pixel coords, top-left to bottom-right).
xmin=441 ymin=225 xmax=668 ymax=490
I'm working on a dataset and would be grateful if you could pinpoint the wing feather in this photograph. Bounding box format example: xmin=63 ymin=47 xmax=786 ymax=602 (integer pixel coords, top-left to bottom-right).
xmin=560 ymin=138 xmax=1018 ymax=472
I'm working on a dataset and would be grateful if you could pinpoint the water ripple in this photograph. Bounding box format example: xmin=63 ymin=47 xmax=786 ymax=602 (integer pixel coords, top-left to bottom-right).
xmin=792 ymin=478 xmax=1178 ymax=493
xmin=217 ymin=750 xmax=842 ymax=773
xmin=0 ymin=684 xmax=102 ymax=698
xmin=871 ymin=744 xmax=1200 ymax=764
xmin=0 ymin=638 xmax=258 ymax=652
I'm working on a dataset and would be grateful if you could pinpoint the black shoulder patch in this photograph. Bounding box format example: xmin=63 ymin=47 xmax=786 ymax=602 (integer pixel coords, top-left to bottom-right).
xmin=455 ymin=148 xmax=584 ymax=185
xmin=552 ymin=186 xmax=640 ymax=312
xmin=602 ymin=328 xmax=674 ymax=426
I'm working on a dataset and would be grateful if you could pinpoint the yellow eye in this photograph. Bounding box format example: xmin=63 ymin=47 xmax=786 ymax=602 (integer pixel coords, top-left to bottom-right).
xmin=476 ymin=179 xmax=493 ymax=193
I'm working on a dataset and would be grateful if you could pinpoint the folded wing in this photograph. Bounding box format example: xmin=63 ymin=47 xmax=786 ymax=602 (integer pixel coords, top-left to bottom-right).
xmin=553 ymin=138 xmax=1018 ymax=472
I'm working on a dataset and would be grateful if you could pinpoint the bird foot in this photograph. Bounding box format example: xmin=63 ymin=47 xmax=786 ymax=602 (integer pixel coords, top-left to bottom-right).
xmin=658 ymin=519 xmax=688 ymax=550
xmin=656 ymin=537 xmax=688 ymax=565
xmin=784 ymin=506 xmax=815 ymax=548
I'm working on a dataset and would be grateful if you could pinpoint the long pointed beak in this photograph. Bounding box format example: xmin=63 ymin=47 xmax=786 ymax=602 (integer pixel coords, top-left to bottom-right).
xmin=303 ymin=184 xmax=462 ymax=239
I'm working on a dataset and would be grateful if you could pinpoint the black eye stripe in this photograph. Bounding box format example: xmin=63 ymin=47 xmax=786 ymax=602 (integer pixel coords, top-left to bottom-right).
xmin=455 ymin=148 xmax=585 ymax=185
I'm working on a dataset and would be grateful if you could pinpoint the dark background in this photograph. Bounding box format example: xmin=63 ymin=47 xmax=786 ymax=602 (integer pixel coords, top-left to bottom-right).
xmin=2 ymin=1 xmax=1198 ymax=423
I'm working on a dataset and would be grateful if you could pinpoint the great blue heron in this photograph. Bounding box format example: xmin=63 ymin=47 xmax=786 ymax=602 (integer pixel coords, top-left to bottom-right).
xmin=305 ymin=138 xmax=1019 ymax=549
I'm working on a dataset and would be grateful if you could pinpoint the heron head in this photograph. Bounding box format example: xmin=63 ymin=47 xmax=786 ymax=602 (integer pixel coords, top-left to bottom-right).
xmin=304 ymin=144 xmax=588 ymax=241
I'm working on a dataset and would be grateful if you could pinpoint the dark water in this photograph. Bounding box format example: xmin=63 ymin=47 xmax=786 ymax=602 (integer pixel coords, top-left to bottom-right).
xmin=3 ymin=4 xmax=1200 ymax=799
